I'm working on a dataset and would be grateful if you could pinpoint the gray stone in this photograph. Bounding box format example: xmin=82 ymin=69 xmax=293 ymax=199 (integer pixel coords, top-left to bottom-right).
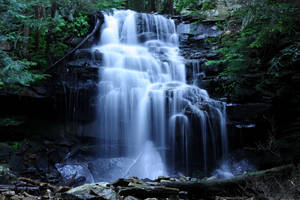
xmin=65 ymin=182 xmax=117 ymax=200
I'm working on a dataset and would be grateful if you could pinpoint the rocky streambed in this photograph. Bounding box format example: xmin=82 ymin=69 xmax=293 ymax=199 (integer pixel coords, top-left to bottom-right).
xmin=1 ymin=164 xmax=299 ymax=200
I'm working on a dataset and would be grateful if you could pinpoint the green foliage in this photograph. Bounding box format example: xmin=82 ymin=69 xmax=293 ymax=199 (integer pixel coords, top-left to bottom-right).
xmin=205 ymin=0 xmax=300 ymax=95
xmin=202 ymin=2 xmax=216 ymax=11
xmin=0 ymin=0 xmax=127 ymax=90
xmin=175 ymin=0 xmax=216 ymax=13
xmin=215 ymin=82 xmax=237 ymax=97
xmin=9 ymin=142 xmax=22 ymax=150
xmin=0 ymin=49 xmax=47 ymax=89
xmin=269 ymin=42 xmax=300 ymax=77
xmin=67 ymin=14 xmax=89 ymax=37
xmin=8 ymin=140 xmax=28 ymax=150
xmin=97 ymin=0 xmax=126 ymax=10
xmin=175 ymin=0 xmax=199 ymax=12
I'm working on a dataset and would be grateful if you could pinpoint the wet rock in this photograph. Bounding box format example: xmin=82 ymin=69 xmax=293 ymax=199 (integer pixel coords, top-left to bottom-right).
xmin=93 ymin=49 xmax=103 ymax=63
xmin=112 ymin=178 xmax=131 ymax=187
xmin=56 ymin=163 xmax=95 ymax=184
xmin=177 ymin=23 xmax=223 ymax=41
xmin=72 ymin=49 xmax=93 ymax=60
xmin=138 ymin=32 xmax=157 ymax=43
xmin=64 ymin=182 xmax=117 ymax=200
xmin=154 ymin=176 xmax=171 ymax=182
xmin=206 ymin=52 xmax=218 ymax=58
xmin=87 ymin=158 xmax=133 ymax=182
xmin=191 ymin=178 xmax=198 ymax=182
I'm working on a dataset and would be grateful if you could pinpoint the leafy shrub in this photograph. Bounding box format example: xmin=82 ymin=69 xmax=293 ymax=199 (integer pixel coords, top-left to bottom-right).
xmin=202 ymin=2 xmax=216 ymax=10
xmin=206 ymin=0 xmax=300 ymax=95
xmin=0 ymin=0 xmax=127 ymax=89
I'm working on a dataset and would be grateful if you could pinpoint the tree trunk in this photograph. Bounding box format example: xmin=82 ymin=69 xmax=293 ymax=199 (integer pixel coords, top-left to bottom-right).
xmin=130 ymin=0 xmax=145 ymax=12
xmin=34 ymin=4 xmax=43 ymax=51
xmin=148 ymin=0 xmax=156 ymax=12
xmin=44 ymin=12 xmax=104 ymax=73
xmin=155 ymin=0 xmax=162 ymax=12
xmin=46 ymin=1 xmax=57 ymax=65
xmin=163 ymin=0 xmax=174 ymax=14
xmin=23 ymin=25 xmax=29 ymax=58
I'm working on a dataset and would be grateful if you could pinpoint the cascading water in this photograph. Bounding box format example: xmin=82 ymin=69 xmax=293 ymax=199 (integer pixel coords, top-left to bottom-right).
xmin=92 ymin=10 xmax=228 ymax=180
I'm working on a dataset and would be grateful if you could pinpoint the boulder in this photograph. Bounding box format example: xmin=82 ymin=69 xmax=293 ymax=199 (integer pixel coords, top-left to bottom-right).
xmin=64 ymin=182 xmax=117 ymax=200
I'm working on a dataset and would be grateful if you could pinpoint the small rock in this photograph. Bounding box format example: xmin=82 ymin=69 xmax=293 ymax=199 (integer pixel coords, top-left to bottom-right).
xmin=206 ymin=176 xmax=217 ymax=181
xmin=179 ymin=191 xmax=189 ymax=199
xmin=124 ymin=196 xmax=139 ymax=200
xmin=206 ymin=53 xmax=218 ymax=59
xmin=65 ymin=183 xmax=117 ymax=200
xmin=159 ymin=180 xmax=172 ymax=184
xmin=10 ymin=195 xmax=19 ymax=200
xmin=2 ymin=191 xmax=15 ymax=196
xmin=154 ymin=176 xmax=171 ymax=182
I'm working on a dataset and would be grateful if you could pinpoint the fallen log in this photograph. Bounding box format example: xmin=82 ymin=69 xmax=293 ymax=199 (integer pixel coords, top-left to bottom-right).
xmin=44 ymin=11 xmax=104 ymax=73
xmin=160 ymin=164 xmax=294 ymax=199
xmin=118 ymin=183 xmax=180 ymax=199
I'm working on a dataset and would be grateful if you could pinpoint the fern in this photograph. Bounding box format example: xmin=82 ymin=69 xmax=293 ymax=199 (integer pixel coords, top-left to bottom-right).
xmin=0 ymin=49 xmax=47 ymax=89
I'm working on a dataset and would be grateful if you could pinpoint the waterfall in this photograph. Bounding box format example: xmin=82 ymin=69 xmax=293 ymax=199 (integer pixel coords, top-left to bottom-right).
xmin=92 ymin=10 xmax=227 ymax=180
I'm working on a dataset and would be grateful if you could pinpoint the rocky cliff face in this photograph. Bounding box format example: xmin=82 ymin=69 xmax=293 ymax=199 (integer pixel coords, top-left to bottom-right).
xmin=174 ymin=15 xmax=280 ymax=170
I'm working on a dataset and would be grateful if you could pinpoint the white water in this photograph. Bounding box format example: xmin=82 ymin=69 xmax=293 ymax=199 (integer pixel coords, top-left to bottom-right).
xmin=93 ymin=10 xmax=227 ymax=179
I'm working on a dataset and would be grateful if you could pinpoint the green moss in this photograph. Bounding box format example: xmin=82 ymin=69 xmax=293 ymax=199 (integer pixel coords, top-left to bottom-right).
xmin=202 ymin=2 xmax=216 ymax=10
